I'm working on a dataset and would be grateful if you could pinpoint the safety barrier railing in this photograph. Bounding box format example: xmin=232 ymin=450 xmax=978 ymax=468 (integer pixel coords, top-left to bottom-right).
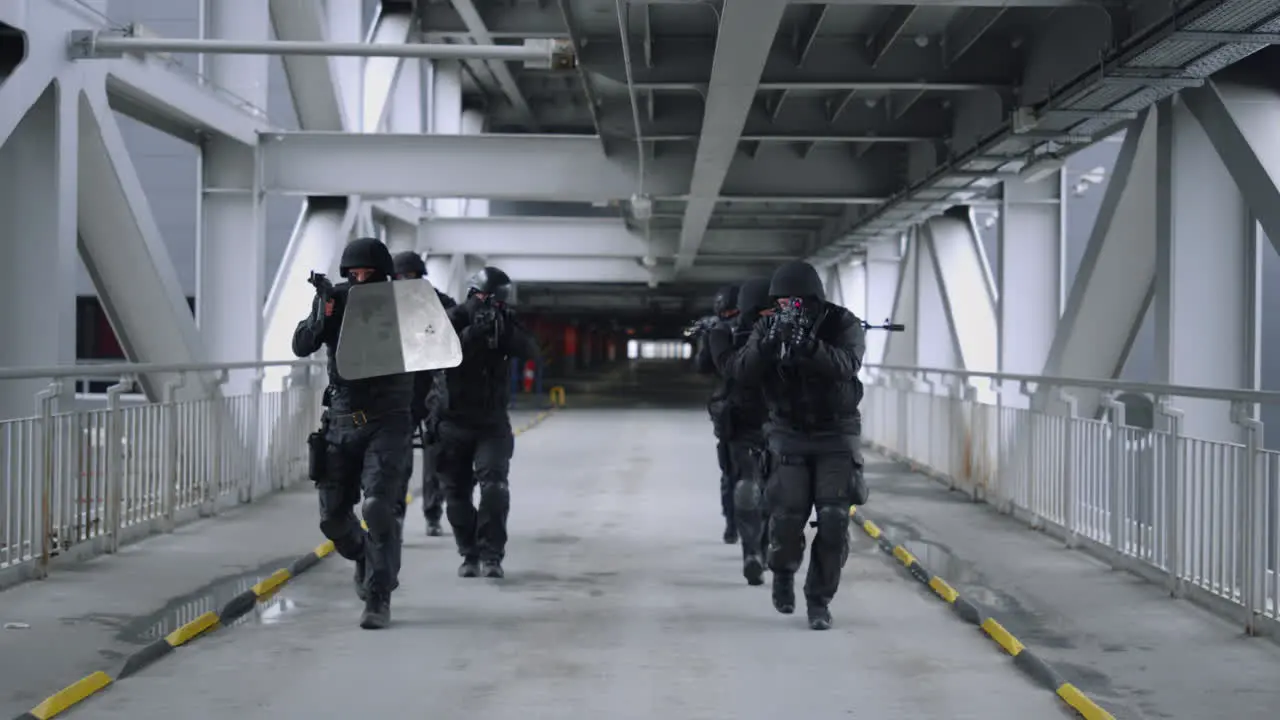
xmin=0 ymin=360 xmax=325 ymax=589
xmin=861 ymin=363 xmax=1280 ymax=637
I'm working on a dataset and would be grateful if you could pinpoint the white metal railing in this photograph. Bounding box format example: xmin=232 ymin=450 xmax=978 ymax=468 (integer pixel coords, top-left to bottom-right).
xmin=0 ymin=360 xmax=325 ymax=589
xmin=861 ymin=363 xmax=1280 ymax=637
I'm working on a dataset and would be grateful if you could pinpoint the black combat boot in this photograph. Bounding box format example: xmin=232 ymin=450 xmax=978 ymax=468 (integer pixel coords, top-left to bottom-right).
xmin=807 ymin=604 xmax=832 ymax=631
xmin=359 ymin=593 xmax=391 ymax=630
xmin=426 ymin=518 xmax=443 ymax=537
xmin=772 ymin=572 xmax=795 ymax=614
xmin=480 ymin=559 xmax=504 ymax=579
xmin=458 ymin=556 xmax=481 ymax=578
xmin=723 ymin=520 xmax=738 ymax=545
xmin=743 ymin=554 xmax=765 ymax=586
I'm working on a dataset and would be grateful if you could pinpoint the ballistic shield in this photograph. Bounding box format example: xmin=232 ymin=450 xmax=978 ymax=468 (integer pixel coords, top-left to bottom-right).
xmin=336 ymin=280 xmax=462 ymax=379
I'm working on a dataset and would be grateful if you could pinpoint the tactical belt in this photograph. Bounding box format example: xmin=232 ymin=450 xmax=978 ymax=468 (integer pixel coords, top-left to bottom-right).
xmin=327 ymin=408 xmax=408 ymax=428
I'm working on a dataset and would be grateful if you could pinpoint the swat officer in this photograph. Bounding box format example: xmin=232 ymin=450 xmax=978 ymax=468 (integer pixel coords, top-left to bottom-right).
xmin=705 ymin=277 xmax=773 ymax=586
xmin=693 ymin=284 xmax=740 ymax=544
xmin=435 ymin=266 xmax=539 ymax=579
xmin=293 ymin=237 xmax=417 ymax=627
xmin=293 ymin=237 xmax=417 ymax=630
xmin=391 ymin=251 xmax=457 ymax=537
xmin=725 ymin=260 xmax=867 ymax=631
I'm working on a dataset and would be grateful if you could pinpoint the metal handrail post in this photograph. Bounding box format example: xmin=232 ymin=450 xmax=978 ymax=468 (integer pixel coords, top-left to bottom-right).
xmin=104 ymin=376 xmax=132 ymax=554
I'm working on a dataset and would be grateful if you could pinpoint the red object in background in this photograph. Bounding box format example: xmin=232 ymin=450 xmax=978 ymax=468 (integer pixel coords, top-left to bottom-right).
xmin=563 ymin=325 xmax=578 ymax=358
xmin=607 ymin=339 xmax=617 ymax=362
xmin=522 ymin=360 xmax=535 ymax=393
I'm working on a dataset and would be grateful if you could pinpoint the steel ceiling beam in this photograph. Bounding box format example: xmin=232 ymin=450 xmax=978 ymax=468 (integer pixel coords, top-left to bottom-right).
xmin=420 ymin=217 xmax=804 ymax=258
xmin=487 ymin=256 xmax=767 ymax=285
xmin=70 ymin=32 xmax=571 ymax=64
xmin=489 ymin=93 xmax=953 ymax=140
xmin=579 ymin=37 xmax=1016 ymax=92
xmin=676 ymin=0 xmax=788 ymax=274
xmin=447 ymin=0 xmax=540 ymax=130
xmin=257 ymin=132 xmax=902 ymax=201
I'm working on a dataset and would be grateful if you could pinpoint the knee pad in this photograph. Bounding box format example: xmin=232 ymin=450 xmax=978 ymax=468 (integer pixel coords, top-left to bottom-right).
xmin=733 ymin=480 xmax=761 ymax=512
xmin=362 ymin=496 xmax=398 ymax=536
xmin=478 ymin=480 xmax=510 ymax=508
xmin=815 ymin=505 xmax=850 ymax=539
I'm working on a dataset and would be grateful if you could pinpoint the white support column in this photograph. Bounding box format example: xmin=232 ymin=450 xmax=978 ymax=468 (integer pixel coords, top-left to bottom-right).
xmin=921 ymin=212 xmax=997 ymax=372
xmin=198 ymin=0 xmax=270 ymax=390
xmin=841 ymin=261 xmax=868 ymax=320
xmin=430 ymin=60 xmax=464 ymax=219
xmin=461 ymin=109 xmax=489 ymax=219
xmin=1182 ymin=78 xmax=1280 ymax=256
xmin=866 ymin=238 xmax=903 ymax=366
xmin=1154 ymin=96 xmax=1257 ymax=443
xmin=882 ymin=231 xmax=919 ymax=367
xmin=917 ymin=226 xmax=963 ymax=369
xmin=1041 ymin=112 xmax=1157 ymax=419
xmin=998 ymin=171 xmax=1064 ymax=403
xmin=0 ymin=79 xmax=78 ymax=420
xmin=261 ymin=5 xmax=409 ymax=381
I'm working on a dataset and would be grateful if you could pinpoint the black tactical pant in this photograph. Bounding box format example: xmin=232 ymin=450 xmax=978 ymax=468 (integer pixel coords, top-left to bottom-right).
xmin=436 ymin=419 xmax=516 ymax=563
xmin=715 ymin=437 xmax=736 ymax=522
xmin=318 ymin=410 xmax=413 ymax=597
xmin=420 ymin=442 xmax=445 ymax=523
xmin=766 ymin=449 xmax=859 ymax=609
xmin=729 ymin=438 xmax=768 ymax=561
xmin=394 ymin=425 xmax=444 ymax=524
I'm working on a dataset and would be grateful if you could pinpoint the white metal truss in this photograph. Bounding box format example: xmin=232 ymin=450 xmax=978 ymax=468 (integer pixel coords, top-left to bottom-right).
xmin=675 ymin=0 xmax=788 ymax=273
xmin=262 ymin=2 xmax=418 ymax=389
xmin=920 ymin=212 xmax=998 ymax=373
xmin=1040 ymin=112 xmax=1157 ymax=418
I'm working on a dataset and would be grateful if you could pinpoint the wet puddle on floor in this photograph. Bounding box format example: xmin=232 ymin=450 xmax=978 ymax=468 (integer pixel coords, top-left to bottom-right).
xmin=62 ymin=556 xmax=309 ymax=650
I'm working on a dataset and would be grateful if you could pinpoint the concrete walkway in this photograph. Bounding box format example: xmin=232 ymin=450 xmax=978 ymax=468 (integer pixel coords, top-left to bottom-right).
xmin=859 ymin=454 xmax=1280 ymax=720
xmin=71 ymin=410 xmax=1069 ymax=720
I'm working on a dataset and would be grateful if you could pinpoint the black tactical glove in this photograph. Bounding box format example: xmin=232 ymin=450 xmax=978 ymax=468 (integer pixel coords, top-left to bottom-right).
xmin=472 ymin=305 xmax=497 ymax=334
xmin=756 ymin=314 xmax=783 ymax=353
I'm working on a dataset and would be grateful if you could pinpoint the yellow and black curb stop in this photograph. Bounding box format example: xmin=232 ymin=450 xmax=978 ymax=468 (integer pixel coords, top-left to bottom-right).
xmin=17 ymin=402 xmax=563 ymax=719
xmin=12 ymin=540 xmax=337 ymax=720
xmin=848 ymin=506 xmax=1116 ymax=720
xmin=514 ymin=405 xmax=558 ymax=437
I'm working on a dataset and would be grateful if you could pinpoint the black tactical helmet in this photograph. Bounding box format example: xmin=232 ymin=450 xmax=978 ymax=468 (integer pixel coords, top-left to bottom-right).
xmin=392 ymin=251 xmax=427 ymax=278
xmin=736 ymin=277 xmax=772 ymax=316
xmin=768 ymin=260 xmax=825 ymax=302
xmin=466 ymin=266 xmax=512 ymax=303
xmin=339 ymin=237 xmax=394 ymax=280
xmin=713 ymin=284 xmax=739 ymax=315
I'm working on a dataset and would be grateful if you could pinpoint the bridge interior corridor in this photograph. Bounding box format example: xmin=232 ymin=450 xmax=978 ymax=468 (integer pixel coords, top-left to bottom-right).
xmin=0 ymin=406 xmax=1111 ymax=719
xmin=3 ymin=366 xmax=1280 ymax=719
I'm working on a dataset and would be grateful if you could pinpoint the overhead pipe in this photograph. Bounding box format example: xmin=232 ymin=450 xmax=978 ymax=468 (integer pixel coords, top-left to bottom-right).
xmin=69 ymin=31 xmax=576 ymax=67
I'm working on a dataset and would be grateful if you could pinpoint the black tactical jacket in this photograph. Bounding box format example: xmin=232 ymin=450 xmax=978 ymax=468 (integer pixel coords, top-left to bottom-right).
xmin=695 ymin=317 xmax=736 ymax=430
xmin=435 ymin=298 xmax=539 ymax=426
xmin=291 ymin=283 xmax=416 ymax=415
xmin=707 ymin=317 xmax=769 ymax=442
xmin=727 ymin=303 xmax=866 ymax=450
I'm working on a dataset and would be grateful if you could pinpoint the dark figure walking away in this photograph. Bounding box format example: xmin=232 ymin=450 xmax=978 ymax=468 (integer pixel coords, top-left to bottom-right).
xmin=693 ymin=284 xmax=741 ymax=544
xmin=726 ymin=260 xmax=868 ymax=631
xmin=706 ymin=277 xmax=774 ymax=586
xmin=292 ymin=237 xmax=419 ymax=630
xmin=434 ymin=267 xmax=538 ymax=579
xmin=390 ymin=251 xmax=457 ymax=537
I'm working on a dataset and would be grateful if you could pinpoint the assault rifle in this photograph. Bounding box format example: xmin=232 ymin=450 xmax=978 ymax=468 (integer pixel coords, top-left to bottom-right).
xmin=683 ymin=314 xmax=719 ymax=339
